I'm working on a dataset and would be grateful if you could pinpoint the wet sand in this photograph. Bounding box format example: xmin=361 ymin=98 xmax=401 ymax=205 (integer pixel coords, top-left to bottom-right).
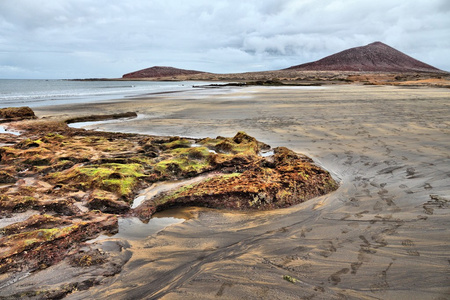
xmin=35 ymin=85 xmax=450 ymax=299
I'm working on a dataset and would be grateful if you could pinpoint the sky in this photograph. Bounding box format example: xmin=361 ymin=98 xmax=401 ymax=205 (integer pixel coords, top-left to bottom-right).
xmin=0 ymin=0 xmax=449 ymax=79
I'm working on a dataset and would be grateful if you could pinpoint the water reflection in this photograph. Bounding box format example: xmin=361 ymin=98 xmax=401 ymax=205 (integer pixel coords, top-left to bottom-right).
xmin=0 ymin=125 xmax=21 ymax=136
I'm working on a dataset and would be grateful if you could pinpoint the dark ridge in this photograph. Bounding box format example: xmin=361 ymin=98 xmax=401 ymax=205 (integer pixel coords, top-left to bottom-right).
xmin=286 ymin=42 xmax=444 ymax=73
xmin=65 ymin=112 xmax=137 ymax=124
xmin=122 ymin=66 xmax=205 ymax=78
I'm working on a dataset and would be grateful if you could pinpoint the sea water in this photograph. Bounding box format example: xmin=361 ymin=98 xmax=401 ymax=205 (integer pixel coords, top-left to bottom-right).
xmin=0 ymin=79 xmax=203 ymax=108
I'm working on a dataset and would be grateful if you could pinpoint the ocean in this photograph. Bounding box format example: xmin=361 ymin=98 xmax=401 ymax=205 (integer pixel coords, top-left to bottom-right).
xmin=0 ymin=79 xmax=203 ymax=109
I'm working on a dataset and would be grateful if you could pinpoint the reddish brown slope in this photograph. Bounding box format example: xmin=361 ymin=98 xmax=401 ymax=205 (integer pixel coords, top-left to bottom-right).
xmin=122 ymin=66 xmax=205 ymax=78
xmin=286 ymin=42 xmax=444 ymax=73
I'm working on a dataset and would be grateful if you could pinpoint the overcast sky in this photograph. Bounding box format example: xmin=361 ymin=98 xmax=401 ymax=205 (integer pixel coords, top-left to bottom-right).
xmin=1 ymin=0 xmax=449 ymax=79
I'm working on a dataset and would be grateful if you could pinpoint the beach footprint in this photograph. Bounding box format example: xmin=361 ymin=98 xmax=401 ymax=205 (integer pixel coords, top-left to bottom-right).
xmin=424 ymin=195 xmax=449 ymax=213
xmin=216 ymin=282 xmax=233 ymax=297
xmin=318 ymin=240 xmax=337 ymax=258
xmin=350 ymin=261 xmax=363 ymax=274
xmin=354 ymin=210 xmax=369 ymax=218
xmin=370 ymin=262 xmax=393 ymax=293
xmin=406 ymin=167 xmax=416 ymax=178
xmin=300 ymin=227 xmax=312 ymax=238
xmin=401 ymin=239 xmax=420 ymax=256
xmin=399 ymin=183 xmax=414 ymax=194
xmin=373 ymin=201 xmax=383 ymax=212
xmin=328 ymin=268 xmax=349 ymax=285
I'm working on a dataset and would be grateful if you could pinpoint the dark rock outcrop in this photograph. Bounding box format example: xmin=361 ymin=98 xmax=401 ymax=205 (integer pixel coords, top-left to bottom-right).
xmin=136 ymin=146 xmax=338 ymax=218
xmin=65 ymin=112 xmax=137 ymax=124
xmin=0 ymin=106 xmax=36 ymax=123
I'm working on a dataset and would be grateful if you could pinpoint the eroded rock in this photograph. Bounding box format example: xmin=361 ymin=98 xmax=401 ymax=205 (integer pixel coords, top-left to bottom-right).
xmin=135 ymin=147 xmax=337 ymax=219
xmin=0 ymin=108 xmax=338 ymax=297
xmin=0 ymin=106 xmax=36 ymax=123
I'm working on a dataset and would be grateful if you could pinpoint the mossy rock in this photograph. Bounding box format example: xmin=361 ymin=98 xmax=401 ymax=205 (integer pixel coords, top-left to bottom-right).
xmin=161 ymin=138 xmax=192 ymax=150
xmin=200 ymin=131 xmax=269 ymax=155
xmin=15 ymin=138 xmax=43 ymax=150
xmin=0 ymin=195 xmax=38 ymax=213
xmin=0 ymin=106 xmax=36 ymax=121
xmin=0 ymin=168 xmax=17 ymax=183
xmin=49 ymin=163 xmax=146 ymax=199
xmin=0 ymin=214 xmax=67 ymax=235
xmin=87 ymin=189 xmax=130 ymax=213
xmin=144 ymin=146 xmax=338 ymax=215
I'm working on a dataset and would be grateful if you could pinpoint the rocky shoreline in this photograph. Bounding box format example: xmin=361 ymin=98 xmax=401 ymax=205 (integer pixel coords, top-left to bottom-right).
xmin=0 ymin=107 xmax=337 ymax=298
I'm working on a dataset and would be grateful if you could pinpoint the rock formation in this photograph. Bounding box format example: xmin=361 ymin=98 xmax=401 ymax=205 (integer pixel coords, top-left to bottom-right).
xmin=0 ymin=107 xmax=36 ymax=123
xmin=0 ymin=107 xmax=338 ymax=297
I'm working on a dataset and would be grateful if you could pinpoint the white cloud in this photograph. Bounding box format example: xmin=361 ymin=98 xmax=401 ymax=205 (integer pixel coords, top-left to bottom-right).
xmin=0 ymin=0 xmax=449 ymax=78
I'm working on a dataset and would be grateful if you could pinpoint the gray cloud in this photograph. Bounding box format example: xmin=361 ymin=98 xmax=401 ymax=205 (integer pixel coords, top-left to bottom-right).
xmin=0 ymin=0 xmax=449 ymax=78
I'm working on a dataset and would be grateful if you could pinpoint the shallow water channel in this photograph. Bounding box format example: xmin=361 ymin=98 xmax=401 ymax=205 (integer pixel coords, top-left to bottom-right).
xmin=67 ymin=118 xmax=226 ymax=241
xmin=92 ymin=173 xmax=219 ymax=241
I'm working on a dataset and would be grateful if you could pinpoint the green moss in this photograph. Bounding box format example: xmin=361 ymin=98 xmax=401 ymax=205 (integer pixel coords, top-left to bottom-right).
xmin=79 ymin=164 xmax=144 ymax=195
xmin=283 ymin=275 xmax=298 ymax=283
xmin=276 ymin=190 xmax=293 ymax=201
xmin=298 ymin=171 xmax=310 ymax=180
xmin=102 ymin=177 xmax=136 ymax=195
xmin=130 ymin=156 xmax=153 ymax=166
xmin=23 ymin=154 xmax=51 ymax=166
xmin=157 ymin=173 xmax=242 ymax=205
xmin=13 ymin=225 xmax=79 ymax=244
xmin=163 ymin=138 xmax=191 ymax=149
xmin=24 ymin=239 xmax=39 ymax=246
xmin=324 ymin=179 xmax=339 ymax=192
xmin=46 ymin=133 xmax=65 ymax=139
xmin=165 ymin=183 xmax=195 ymax=199
xmin=170 ymin=146 xmax=210 ymax=159
xmin=155 ymin=153 xmax=210 ymax=176
xmin=208 ymin=172 xmax=241 ymax=182
xmin=0 ymin=225 xmax=81 ymax=258
xmin=50 ymin=163 xmax=145 ymax=197
xmin=199 ymin=133 xmax=260 ymax=155
xmin=42 ymin=133 xmax=65 ymax=143
xmin=78 ymin=163 xmax=143 ymax=178
xmin=20 ymin=138 xmax=44 ymax=147
xmin=198 ymin=137 xmax=221 ymax=148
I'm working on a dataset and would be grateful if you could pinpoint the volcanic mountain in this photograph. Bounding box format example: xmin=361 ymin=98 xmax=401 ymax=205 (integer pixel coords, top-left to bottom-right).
xmin=122 ymin=66 xmax=205 ymax=79
xmin=286 ymin=42 xmax=443 ymax=73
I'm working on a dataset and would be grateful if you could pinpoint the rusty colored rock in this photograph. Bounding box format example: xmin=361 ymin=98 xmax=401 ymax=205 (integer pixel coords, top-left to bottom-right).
xmin=0 ymin=106 xmax=36 ymax=122
xmin=140 ymin=146 xmax=338 ymax=218
xmin=65 ymin=112 xmax=137 ymax=124
xmin=0 ymin=110 xmax=338 ymax=295
xmin=0 ymin=213 xmax=118 ymax=273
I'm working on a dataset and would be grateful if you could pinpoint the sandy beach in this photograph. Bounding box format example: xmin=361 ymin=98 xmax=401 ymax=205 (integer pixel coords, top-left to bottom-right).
xmin=31 ymin=85 xmax=450 ymax=299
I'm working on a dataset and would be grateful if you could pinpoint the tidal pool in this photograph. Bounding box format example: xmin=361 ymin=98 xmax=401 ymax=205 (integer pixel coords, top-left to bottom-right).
xmin=0 ymin=125 xmax=21 ymax=135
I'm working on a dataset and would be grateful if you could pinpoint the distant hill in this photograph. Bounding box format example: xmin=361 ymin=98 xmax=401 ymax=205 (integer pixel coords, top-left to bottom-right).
xmin=286 ymin=42 xmax=443 ymax=73
xmin=122 ymin=66 xmax=205 ymax=78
